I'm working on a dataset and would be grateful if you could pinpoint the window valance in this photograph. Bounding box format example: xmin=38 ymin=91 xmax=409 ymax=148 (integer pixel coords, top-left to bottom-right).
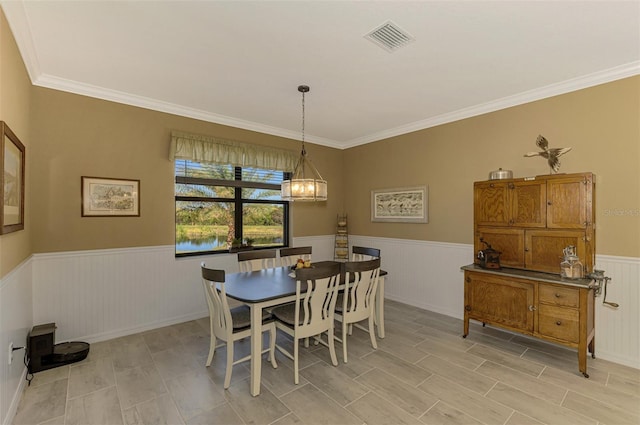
xmin=170 ymin=130 xmax=298 ymax=172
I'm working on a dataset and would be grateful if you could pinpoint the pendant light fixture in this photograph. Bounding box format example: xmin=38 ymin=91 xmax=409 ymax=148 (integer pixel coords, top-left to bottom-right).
xmin=281 ymin=85 xmax=327 ymax=202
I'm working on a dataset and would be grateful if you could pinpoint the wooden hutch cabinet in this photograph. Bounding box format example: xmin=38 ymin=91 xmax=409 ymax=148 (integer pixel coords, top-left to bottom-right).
xmin=464 ymin=172 xmax=596 ymax=377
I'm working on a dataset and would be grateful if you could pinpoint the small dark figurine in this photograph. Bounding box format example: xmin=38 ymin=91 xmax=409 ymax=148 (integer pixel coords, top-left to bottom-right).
xmin=524 ymin=135 xmax=572 ymax=173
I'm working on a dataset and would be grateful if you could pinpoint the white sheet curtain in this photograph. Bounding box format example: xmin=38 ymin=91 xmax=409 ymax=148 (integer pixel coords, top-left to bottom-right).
xmin=169 ymin=130 xmax=298 ymax=172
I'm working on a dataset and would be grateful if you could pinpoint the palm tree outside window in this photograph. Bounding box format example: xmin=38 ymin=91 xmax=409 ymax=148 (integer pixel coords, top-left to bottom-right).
xmin=175 ymin=160 xmax=290 ymax=257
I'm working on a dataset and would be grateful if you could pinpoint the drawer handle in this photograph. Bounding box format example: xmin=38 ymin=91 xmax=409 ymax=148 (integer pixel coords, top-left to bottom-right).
xmin=556 ymin=321 xmax=562 ymax=326
xmin=528 ymin=305 xmax=537 ymax=311
xmin=555 ymin=293 xmax=561 ymax=298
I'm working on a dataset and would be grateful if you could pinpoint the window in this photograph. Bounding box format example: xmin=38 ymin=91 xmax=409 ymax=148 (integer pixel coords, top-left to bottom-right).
xmin=175 ymin=160 xmax=289 ymax=256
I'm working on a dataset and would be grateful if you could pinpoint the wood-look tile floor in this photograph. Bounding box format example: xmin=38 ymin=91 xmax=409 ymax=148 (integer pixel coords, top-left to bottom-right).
xmin=13 ymin=300 xmax=640 ymax=425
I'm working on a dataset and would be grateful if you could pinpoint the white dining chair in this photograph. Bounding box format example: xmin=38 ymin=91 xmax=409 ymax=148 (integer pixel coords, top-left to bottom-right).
xmin=351 ymin=246 xmax=380 ymax=261
xmin=334 ymin=258 xmax=381 ymax=363
xmin=270 ymin=263 xmax=342 ymax=384
xmin=237 ymin=249 xmax=277 ymax=272
xmin=201 ymin=263 xmax=277 ymax=389
xmin=278 ymin=246 xmax=312 ymax=267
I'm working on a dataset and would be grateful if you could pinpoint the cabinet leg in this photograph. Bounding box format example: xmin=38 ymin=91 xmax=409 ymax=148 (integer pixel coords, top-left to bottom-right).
xmin=589 ymin=337 xmax=596 ymax=359
xmin=463 ymin=317 xmax=469 ymax=338
xmin=578 ymin=343 xmax=588 ymax=378
xmin=482 ymin=322 xmax=486 ymax=327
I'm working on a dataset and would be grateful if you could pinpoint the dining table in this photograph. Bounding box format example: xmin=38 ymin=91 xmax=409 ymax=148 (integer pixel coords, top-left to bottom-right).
xmin=222 ymin=260 xmax=388 ymax=396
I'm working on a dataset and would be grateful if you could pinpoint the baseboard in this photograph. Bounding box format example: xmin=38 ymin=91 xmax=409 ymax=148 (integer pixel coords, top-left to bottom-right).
xmin=74 ymin=310 xmax=209 ymax=344
xmin=3 ymin=367 xmax=28 ymax=425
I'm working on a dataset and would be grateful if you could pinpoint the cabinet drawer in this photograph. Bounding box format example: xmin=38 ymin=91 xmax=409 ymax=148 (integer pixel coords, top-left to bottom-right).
xmin=539 ymin=285 xmax=579 ymax=307
xmin=538 ymin=304 xmax=579 ymax=343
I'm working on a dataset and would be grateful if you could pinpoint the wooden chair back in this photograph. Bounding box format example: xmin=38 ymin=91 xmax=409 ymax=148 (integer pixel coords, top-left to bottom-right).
xmin=293 ymin=263 xmax=342 ymax=338
xmin=201 ymin=264 xmax=232 ymax=342
xmin=352 ymin=246 xmax=381 ymax=261
xmin=279 ymin=246 xmax=312 ymax=267
xmin=237 ymin=249 xmax=277 ymax=272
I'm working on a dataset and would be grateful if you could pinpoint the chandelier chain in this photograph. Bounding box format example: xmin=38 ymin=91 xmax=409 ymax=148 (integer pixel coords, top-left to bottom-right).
xmin=301 ymin=89 xmax=306 ymax=155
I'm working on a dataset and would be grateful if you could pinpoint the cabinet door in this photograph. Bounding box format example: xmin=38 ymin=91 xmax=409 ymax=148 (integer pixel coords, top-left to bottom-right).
xmin=547 ymin=176 xmax=588 ymax=229
xmin=475 ymin=227 xmax=525 ymax=268
xmin=510 ymin=181 xmax=546 ymax=227
xmin=465 ymin=272 xmax=534 ymax=333
xmin=474 ymin=182 xmax=509 ymax=226
xmin=525 ymin=230 xmax=586 ymax=273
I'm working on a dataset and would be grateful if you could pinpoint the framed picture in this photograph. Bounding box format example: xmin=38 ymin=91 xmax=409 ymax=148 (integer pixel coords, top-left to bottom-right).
xmin=1 ymin=121 xmax=25 ymax=234
xmin=81 ymin=176 xmax=140 ymax=217
xmin=371 ymin=186 xmax=428 ymax=223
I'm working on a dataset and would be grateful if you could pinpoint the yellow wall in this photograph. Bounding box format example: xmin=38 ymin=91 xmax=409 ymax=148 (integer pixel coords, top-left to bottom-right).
xmin=0 ymin=9 xmax=32 ymax=278
xmin=344 ymin=76 xmax=640 ymax=258
xmin=29 ymin=87 xmax=344 ymax=253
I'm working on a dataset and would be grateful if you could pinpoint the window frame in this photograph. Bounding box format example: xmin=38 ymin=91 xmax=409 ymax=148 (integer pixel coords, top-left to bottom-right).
xmin=175 ymin=164 xmax=290 ymax=257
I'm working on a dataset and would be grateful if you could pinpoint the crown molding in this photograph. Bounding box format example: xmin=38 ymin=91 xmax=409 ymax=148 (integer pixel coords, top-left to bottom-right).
xmin=342 ymin=61 xmax=640 ymax=149
xmin=1 ymin=1 xmax=41 ymax=82
xmin=33 ymin=73 xmax=345 ymax=149
xmin=41 ymin=60 xmax=638 ymax=152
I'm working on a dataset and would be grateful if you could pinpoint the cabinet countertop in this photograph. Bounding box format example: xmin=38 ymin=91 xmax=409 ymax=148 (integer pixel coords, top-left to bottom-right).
xmin=461 ymin=264 xmax=594 ymax=289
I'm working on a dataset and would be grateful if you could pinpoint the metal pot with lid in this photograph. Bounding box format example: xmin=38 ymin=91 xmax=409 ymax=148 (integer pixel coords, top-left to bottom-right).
xmin=489 ymin=168 xmax=513 ymax=180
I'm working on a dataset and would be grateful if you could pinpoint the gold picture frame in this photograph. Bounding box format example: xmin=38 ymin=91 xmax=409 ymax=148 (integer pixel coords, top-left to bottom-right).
xmin=81 ymin=176 xmax=140 ymax=217
xmin=371 ymin=186 xmax=428 ymax=223
xmin=1 ymin=121 xmax=25 ymax=234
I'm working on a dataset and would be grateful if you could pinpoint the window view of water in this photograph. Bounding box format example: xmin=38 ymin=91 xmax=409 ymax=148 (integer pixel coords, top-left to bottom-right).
xmin=176 ymin=235 xmax=284 ymax=254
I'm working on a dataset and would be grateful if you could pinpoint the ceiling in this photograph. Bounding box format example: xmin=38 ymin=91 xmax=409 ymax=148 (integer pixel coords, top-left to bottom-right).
xmin=3 ymin=1 xmax=639 ymax=149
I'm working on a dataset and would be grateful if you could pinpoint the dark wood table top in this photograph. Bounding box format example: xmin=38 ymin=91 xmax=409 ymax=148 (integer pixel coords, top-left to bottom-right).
xmin=223 ymin=261 xmax=387 ymax=304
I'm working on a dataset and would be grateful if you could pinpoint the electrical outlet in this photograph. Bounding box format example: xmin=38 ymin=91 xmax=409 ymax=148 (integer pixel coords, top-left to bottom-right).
xmin=8 ymin=342 xmax=13 ymax=365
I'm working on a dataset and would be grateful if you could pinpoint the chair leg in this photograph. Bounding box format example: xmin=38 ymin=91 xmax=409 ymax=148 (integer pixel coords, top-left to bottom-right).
xmin=368 ymin=315 xmax=378 ymax=349
xmin=293 ymin=339 xmax=299 ymax=385
xmin=348 ymin=323 xmax=353 ymax=335
xmin=224 ymin=342 xmax=233 ymax=389
xmin=342 ymin=321 xmax=348 ymax=363
xmin=269 ymin=326 xmax=278 ymax=369
xmin=206 ymin=335 xmax=216 ymax=367
xmin=328 ymin=326 xmax=338 ymax=366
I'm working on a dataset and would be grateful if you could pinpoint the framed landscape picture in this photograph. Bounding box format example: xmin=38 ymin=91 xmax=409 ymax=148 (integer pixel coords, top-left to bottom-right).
xmin=81 ymin=176 xmax=140 ymax=217
xmin=1 ymin=121 xmax=25 ymax=234
xmin=371 ymin=186 xmax=428 ymax=223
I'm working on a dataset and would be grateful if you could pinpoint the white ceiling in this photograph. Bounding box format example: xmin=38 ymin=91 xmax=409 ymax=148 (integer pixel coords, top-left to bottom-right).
xmin=3 ymin=1 xmax=639 ymax=149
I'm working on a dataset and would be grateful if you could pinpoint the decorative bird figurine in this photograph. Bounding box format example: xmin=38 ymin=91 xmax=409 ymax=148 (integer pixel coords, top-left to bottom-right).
xmin=524 ymin=135 xmax=572 ymax=174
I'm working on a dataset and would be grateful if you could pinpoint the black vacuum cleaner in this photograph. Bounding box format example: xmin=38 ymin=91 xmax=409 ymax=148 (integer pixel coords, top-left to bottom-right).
xmin=27 ymin=323 xmax=90 ymax=373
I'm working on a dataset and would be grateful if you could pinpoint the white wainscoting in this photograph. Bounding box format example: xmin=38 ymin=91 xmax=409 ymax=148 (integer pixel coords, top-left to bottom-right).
xmin=0 ymin=257 xmax=33 ymax=425
xmin=349 ymin=235 xmax=472 ymax=318
xmin=29 ymin=237 xmax=640 ymax=370
xmin=593 ymin=255 xmax=640 ymax=368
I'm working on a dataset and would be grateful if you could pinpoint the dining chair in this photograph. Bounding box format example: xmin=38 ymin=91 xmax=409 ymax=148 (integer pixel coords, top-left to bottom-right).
xmin=352 ymin=246 xmax=381 ymax=261
xmin=279 ymin=246 xmax=312 ymax=267
xmin=237 ymin=249 xmax=277 ymax=272
xmin=201 ymin=263 xmax=278 ymax=389
xmin=334 ymin=258 xmax=381 ymax=363
xmin=270 ymin=262 xmax=342 ymax=384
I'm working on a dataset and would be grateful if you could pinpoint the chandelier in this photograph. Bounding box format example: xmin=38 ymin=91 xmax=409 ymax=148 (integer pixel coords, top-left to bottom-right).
xmin=281 ymin=85 xmax=328 ymax=202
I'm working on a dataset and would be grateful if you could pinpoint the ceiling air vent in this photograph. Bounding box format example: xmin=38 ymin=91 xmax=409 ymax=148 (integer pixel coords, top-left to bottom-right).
xmin=364 ymin=20 xmax=415 ymax=52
